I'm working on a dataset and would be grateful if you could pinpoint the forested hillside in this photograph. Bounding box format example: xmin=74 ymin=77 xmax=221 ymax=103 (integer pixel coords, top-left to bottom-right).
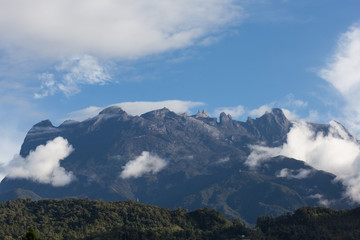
xmin=0 ymin=199 xmax=250 ymax=240
xmin=2 ymin=199 xmax=360 ymax=239
xmin=257 ymin=206 xmax=360 ymax=239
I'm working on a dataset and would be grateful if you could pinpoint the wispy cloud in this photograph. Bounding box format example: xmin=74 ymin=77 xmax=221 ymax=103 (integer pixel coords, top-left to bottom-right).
xmin=66 ymin=100 xmax=205 ymax=121
xmin=249 ymin=104 xmax=273 ymax=118
xmin=213 ymin=105 xmax=245 ymax=119
xmin=248 ymin=104 xmax=299 ymax=120
xmin=0 ymin=128 xmax=23 ymax=180
xmin=308 ymin=194 xmax=333 ymax=207
xmin=0 ymin=0 xmax=245 ymax=100
xmin=4 ymin=137 xmax=75 ymax=186
xmin=319 ymin=23 xmax=360 ymax=133
xmin=120 ymin=151 xmax=167 ymax=179
xmin=246 ymin=120 xmax=360 ymax=203
xmin=34 ymin=55 xmax=111 ymax=98
xmin=284 ymin=94 xmax=308 ymax=108
xmin=276 ymin=168 xmax=313 ymax=179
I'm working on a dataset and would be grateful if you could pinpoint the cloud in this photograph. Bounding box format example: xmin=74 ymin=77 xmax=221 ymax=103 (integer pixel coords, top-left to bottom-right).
xmin=0 ymin=0 xmax=243 ymax=60
xmin=66 ymin=100 xmax=205 ymax=121
xmin=281 ymin=108 xmax=299 ymax=121
xmin=284 ymin=94 xmax=308 ymax=108
xmin=249 ymin=104 xmax=273 ymax=118
xmin=246 ymin=120 xmax=360 ymax=203
xmin=248 ymin=104 xmax=299 ymax=120
xmin=4 ymin=137 xmax=75 ymax=187
xmin=120 ymin=151 xmax=167 ymax=179
xmin=34 ymin=55 xmax=111 ymax=98
xmin=246 ymin=145 xmax=282 ymax=169
xmin=304 ymin=110 xmax=320 ymax=123
xmin=216 ymin=157 xmax=230 ymax=164
xmin=308 ymin=194 xmax=332 ymax=207
xmin=0 ymin=129 xmax=23 ymax=180
xmin=248 ymin=102 xmax=317 ymax=122
xmin=214 ymin=105 xmax=245 ymax=118
xmin=247 ymin=94 xmax=312 ymax=121
xmin=276 ymin=168 xmax=313 ymax=179
xmin=319 ymin=23 xmax=360 ymax=133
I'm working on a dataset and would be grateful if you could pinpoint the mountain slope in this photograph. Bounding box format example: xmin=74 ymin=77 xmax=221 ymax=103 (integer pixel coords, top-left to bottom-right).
xmin=0 ymin=107 xmax=353 ymax=224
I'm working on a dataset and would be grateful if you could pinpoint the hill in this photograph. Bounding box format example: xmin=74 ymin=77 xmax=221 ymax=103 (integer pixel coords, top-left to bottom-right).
xmin=0 ymin=198 xmax=250 ymax=240
xmin=257 ymin=206 xmax=360 ymax=239
xmin=2 ymin=198 xmax=360 ymax=239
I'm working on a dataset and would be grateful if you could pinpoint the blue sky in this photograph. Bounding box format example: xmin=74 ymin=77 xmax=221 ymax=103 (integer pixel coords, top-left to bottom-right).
xmin=1 ymin=0 xmax=360 ymax=167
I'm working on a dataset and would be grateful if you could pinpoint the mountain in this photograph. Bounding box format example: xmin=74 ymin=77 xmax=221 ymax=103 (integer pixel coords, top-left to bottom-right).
xmin=0 ymin=188 xmax=41 ymax=201
xmin=0 ymin=107 xmax=354 ymax=224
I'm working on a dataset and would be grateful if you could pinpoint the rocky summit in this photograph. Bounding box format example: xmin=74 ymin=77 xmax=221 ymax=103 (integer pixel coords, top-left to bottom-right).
xmin=0 ymin=107 xmax=354 ymax=224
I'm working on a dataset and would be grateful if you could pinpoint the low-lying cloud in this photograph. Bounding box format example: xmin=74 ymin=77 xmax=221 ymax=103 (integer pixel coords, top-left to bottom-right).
xmin=276 ymin=168 xmax=313 ymax=179
xmin=4 ymin=137 xmax=75 ymax=187
xmin=246 ymin=120 xmax=360 ymax=202
xmin=120 ymin=151 xmax=167 ymax=179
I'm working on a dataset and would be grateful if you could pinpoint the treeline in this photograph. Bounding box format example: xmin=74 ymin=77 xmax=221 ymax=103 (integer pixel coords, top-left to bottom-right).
xmin=0 ymin=199 xmax=250 ymax=240
xmin=257 ymin=206 xmax=360 ymax=239
xmin=1 ymin=199 xmax=360 ymax=239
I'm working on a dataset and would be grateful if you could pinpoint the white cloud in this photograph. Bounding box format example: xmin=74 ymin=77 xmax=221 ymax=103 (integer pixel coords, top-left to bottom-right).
xmin=246 ymin=145 xmax=282 ymax=169
xmin=248 ymin=104 xmax=299 ymax=120
xmin=305 ymin=110 xmax=320 ymax=123
xmin=120 ymin=151 xmax=167 ymax=179
xmin=319 ymin=24 xmax=360 ymax=96
xmin=249 ymin=104 xmax=273 ymax=118
xmin=248 ymin=103 xmax=316 ymax=122
xmin=281 ymin=108 xmax=299 ymax=121
xmin=319 ymin=23 xmax=360 ymax=134
xmin=66 ymin=100 xmax=205 ymax=121
xmin=216 ymin=157 xmax=230 ymax=164
xmin=35 ymin=55 xmax=111 ymax=98
xmin=247 ymin=94 xmax=312 ymax=121
xmin=214 ymin=105 xmax=245 ymax=118
xmin=276 ymin=168 xmax=313 ymax=179
xmin=0 ymin=129 xmax=23 ymax=180
xmin=284 ymin=94 xmax=308 ymax=108
xmin=246 ymin=121 xmax=360 ymax=203
xmin=4 ymin=137 xmax=75 ymax=187
xmin=0 ymin=0 xmax=243 ymax=60
xmin=308 ymin=194 xmax=332 ymax=207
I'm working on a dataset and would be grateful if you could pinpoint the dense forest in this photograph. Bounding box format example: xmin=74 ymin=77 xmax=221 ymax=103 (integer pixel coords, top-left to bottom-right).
xmin=257 ymin=206 xmax=360 ymax=239
xmin=0 ymin=199 xmax=250 ymax=240
xmin=1 ymin=199 xmax=360 ymax=239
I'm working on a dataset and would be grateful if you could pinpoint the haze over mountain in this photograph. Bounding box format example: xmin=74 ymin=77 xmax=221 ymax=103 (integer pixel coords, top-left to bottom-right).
xmin=0 ymin=107 xmax=358 ymax=224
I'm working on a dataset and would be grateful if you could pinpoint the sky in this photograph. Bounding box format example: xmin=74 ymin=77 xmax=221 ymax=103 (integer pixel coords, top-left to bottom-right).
xmin=1 ymin=0 xmax=360 ymax=198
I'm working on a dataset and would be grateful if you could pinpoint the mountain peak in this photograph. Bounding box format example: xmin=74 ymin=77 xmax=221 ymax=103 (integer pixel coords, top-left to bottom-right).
xmin=219 ymin=112 xmax=232 ymax=125
xmin=261 ymin=108 xmax=288 ymax=123
xmin=140 ymin=107 xmax=173 ymax=119
xmin=99 ymin=106 xmax=127 ymax=115
xmin=270 ymin=108 xmax=285 ymax=116
xmin=246 ymin=108 xmax=291 ymax=146
xmin=33 ymin=120 xmax=54 ymax=128
xmin=194 ymin=109 xmax=209 ymax=118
